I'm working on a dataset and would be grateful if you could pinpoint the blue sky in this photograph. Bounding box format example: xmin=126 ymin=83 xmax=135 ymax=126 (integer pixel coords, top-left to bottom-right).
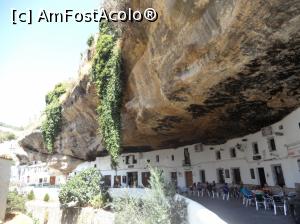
xmin=0 ymin=0 xmax=100 ymax=126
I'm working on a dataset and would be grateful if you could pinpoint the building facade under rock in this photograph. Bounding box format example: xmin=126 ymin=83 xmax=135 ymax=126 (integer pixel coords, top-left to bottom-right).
xmin=12 ymin=161 xmax=67 ymax=188
xmin=72 ymin=108 xmax=300 ymax=190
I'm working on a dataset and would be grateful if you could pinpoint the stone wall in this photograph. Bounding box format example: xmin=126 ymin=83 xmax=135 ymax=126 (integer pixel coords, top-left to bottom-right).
xmin=26 ymin=201 xmax=114 ymax=224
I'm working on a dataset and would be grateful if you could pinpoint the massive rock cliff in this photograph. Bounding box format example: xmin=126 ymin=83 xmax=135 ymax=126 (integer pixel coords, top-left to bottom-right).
xmin=20 ymin=0 xmax=300 ymax=163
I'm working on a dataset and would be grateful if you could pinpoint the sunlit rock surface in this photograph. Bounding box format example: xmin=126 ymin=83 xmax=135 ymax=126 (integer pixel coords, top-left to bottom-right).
xmin=20 ymin=0 xmax=300 ymax=162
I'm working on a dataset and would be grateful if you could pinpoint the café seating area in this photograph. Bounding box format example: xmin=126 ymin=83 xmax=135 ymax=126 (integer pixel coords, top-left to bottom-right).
xmin=178 ymin=182 xmax=297 ymax=217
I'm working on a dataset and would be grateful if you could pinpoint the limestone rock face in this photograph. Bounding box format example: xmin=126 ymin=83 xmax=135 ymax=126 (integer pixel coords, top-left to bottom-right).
xmin=19 ymin=73 xmax=102 ymax=161
xmin=20 ymin=0 xmax=300 ymax=161
xmin=121 ymin=0 xmax=300 ymax=149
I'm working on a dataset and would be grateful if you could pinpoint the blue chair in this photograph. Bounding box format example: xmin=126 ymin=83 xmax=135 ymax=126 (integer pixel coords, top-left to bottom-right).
xmin=241 ymin=188 xmax=254 ymax=206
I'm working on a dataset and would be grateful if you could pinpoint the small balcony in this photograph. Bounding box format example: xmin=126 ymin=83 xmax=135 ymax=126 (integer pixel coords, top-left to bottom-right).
xmin=182 ymin=160 xmax=191 ymax=167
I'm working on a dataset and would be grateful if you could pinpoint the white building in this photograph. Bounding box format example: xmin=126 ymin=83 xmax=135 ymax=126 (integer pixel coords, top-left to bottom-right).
xmin=16 ymin=161 xmax=66 ymax=188
xmin=0 ymin=155 xmax=13 ymax=222
xmin=72 ymin=107 xmax=300 ymax=190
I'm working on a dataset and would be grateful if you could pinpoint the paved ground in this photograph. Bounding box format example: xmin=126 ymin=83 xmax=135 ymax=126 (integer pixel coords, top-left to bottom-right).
xmin=188 ymin=195 xmax=294 ymax=224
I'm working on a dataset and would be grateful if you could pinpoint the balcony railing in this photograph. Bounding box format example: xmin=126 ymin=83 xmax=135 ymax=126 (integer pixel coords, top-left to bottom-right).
xmin=182 ymin=160 xmax=191 ymax=167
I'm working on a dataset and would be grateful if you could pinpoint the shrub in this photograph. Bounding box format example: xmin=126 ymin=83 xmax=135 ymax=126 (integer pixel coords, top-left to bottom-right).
xmin=59 ymin=168 xmax=104 ymax=207
xmin=43 ymin=193 xmax=50 ymax=202
xmin=113 ymin=167 xmax=188 ymax=224
xmin=0 ymin=131 xmax=16 ymax=143
xmin=87 ymin=35 xmax=94 ymax=47
xmin=6 ymin=190 xmax=26 ymax=213
xmin=27 ymin=190 xmax=35 ymax=200
xmin=90 ymin=21 xmax=122 ymax=168
xmin=41 ymin=83 xmax=66 ymax=153
xmin=89 ymin=194 xmax=108 ymax=209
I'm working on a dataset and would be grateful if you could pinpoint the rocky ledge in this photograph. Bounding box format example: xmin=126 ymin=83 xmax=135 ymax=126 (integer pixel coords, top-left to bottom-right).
xmin=20 ymin=0 xmax=300 ymax=162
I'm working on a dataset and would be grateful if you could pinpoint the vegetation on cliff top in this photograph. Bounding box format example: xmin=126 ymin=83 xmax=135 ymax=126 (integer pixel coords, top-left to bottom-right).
xmin=41 ymin=83 xmax=66 ymax=153
xmin=0 ymin=131 xmax=16 ymax=143
xmin=90 ymin=21 xmax=122 ymax=168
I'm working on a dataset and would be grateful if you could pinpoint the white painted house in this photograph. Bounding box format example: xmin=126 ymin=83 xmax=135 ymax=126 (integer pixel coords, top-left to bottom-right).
xmin=0 ymin=156 xmax=13 ymax=222
xmin=16 ymin=161 xmax=66 ymax=188
xmin=72 ymin=107 xmax=300 ymax=190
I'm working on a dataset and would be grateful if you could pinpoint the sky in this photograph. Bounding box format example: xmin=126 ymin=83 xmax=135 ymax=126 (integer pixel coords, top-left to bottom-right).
xmin=0 ymin=0 xmax=100 ymax=127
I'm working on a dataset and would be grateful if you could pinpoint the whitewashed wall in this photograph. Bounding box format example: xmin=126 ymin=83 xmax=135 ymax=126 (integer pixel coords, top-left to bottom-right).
xmin=0 ymin=158 xmax=13 ymax=221
xmin=73 ymin=108 xmax=300 ymax=188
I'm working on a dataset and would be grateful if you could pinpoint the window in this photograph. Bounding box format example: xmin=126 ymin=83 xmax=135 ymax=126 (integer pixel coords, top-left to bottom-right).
xmin=171 ymin=155 xmax=174 ymax=161
xmin=125 ymin=155 xmax=137 ymax=165
xmin=230 ymin=148 xmax=236 ymax=158
xmin=156 ymin=155 xmax=159 ymax=163
xmin=125 ymin=156 xmax=130 ymax=164
xmin=132 ymin=155 xmax=137 ymax=164
xmin=298 ymin=159 xmax=300 ymax=171
xmin=194 ymin=143 xmax=204 ymax=152
xmin=250 ymin=168 xmax=255 ymax=179
xmin=252 ymin=142 xmax=259 ymax=155
xmin=216 ymin=151 xmax=221 ymax=160
xmin=268 ymin=138 xmax=277 ymax=151
xmin=94 ymin=164 xmax=97 ymax=168
xmin=171 ymin=172 xmax=177 ymax=184
xmin=225 ymin=169 xmax=230 ymax=178
xmin=122 ymin=176 xmax=127 ymax=184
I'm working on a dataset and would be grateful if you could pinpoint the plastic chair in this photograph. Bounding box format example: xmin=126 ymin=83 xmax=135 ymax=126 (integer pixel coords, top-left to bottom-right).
xmin=242 ymin=188 xmax=254 ymax=206
xmin=255 ymin=194 xmax=266 ymax=211
xmin=264 ymin=194 xmax=273 ymax=210
xmin=273 ymin=195 xmax=287 ymax=216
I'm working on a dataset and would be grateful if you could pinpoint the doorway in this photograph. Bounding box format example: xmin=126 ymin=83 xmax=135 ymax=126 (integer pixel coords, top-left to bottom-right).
xmin=185 ymin=171 xmax=193 ymax=188
xmin=200 ymin=170 xmax=206 ymax=183
xmin=114 ymin=175 xmax=121 ymax=187
xmin=258 ymin=167 xmax=267 ymax=187
xmin=272 ymin=165 xmax=285 ymax=187
xmin=231 ymin=168 xmax=241 ymax=184
xmin=50 ymin=176 xmax=56 ymax=185
xmin=142 ymin=172 xmax=151 ymax=187
xmin=171 ymin=172 xmax=178 ymax=186
xmin=217 ymin=169 xmax=225 ymax=184
xmin=127 ymin=172 xmax=138 ymax=187
xmin=104 ymin=175 xmax=111 ymax=187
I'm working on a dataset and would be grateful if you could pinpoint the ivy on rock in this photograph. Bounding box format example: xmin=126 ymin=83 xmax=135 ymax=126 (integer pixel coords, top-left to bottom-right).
xmin=41 ymin=83 xmax=66 ymax=153
xmin=90 ymin=21 xmax=122 ymax=168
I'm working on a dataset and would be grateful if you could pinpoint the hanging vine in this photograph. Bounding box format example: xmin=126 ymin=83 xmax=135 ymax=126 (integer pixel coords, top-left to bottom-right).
xmin=41 ymin=83 xmax=66 ymax=153
xmin=90 ymin=21 xmax=122 ymax=168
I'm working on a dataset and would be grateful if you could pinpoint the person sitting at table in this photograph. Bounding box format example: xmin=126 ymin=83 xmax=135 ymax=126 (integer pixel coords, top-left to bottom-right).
xmin=262 ymin=183 xmax=272 ymax=195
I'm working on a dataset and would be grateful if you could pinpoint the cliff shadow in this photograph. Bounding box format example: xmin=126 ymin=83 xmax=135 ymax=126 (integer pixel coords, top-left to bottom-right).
xmin=60 ymin=207 xmax=82 ymax=224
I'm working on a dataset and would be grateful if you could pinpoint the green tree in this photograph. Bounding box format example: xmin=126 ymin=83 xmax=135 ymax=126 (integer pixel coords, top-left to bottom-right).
xmin=59 ymin=168 xmax=104 ymax=207
xmin=6 ymin=190 xmax=26 ymax=213
xmin=27 ymin=190 xmax=35 ymax=200
xmin=43 ymin=193 xmax=50 ymax=202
